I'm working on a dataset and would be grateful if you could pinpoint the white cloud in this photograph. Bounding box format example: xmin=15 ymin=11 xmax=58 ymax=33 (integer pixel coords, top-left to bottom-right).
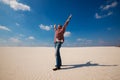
xmin=39 ymin=24 xmax=52 ymax=31
xmin=16 ymin=23 xmax=20 ymax=26
xmin=0 ymin=39 xmax=7 ymax=43
xmin=64 ymin=31 xmax=71 ymax=37
xmin=95 ymin=12 xmax=113 ymax=19
xmin=98 ymin=40 xmax=108 ymax=45
xmin=107 ymin=27 xmax=112 ymax=31
xmin=85 ymin=40 xmax=92 ymax=44
xmin=19 ymin=34 xmax=24 ymax=37
xmin=95 ymin=1 xmax=117 ymax=19
xmin=1 ymin=0 xmax=30 ymax=11
xmin=0 ymin=25 xmax=11 ymax=31
xmin=27 ymin=36 xmax=35 ymax=40
xmin=77 ymin=38 xmax=92 ymax=44
xmin=95 ymin=13 xmax=102 ymax=19
xmin=77 ymin=38 xmax=84 ymax=41
xmin=102 ymin=1 xmax=118 ymax=10
xmin=9 ymin=37 xmax=21 ymax=43
xmin=107 ymin=11 xmax=113 ymax=16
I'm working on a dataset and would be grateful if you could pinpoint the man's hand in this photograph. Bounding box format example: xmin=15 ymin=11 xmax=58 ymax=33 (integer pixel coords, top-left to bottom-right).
xmin=54 ymin=24 xmax=57 ymax=31
xmin=54 ymin=24 xmax=56 ymax=28
xmin=67 ymin=14 xmax=72 ymax=22
xmin=69 ymin=14 xmax=72 ymax=20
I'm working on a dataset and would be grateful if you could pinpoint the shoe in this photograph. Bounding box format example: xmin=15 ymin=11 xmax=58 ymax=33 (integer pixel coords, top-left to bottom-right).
xmin=53 ymin=67 xmax=61 ymax=71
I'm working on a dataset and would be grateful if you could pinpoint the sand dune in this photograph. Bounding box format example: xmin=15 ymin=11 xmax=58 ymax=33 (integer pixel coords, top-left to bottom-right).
xmin=0 ymin=47 xmax=120 ymax=80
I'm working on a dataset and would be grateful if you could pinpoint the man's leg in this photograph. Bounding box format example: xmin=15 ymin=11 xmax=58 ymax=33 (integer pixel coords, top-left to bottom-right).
xmin=55 ymin=42 xmax=62 ymax=68
xmin=53 ymin=42 xmax=62 ymax=71
xmin=56 ymin=45 xmax=62 ymax=67
xmin=58 ymin=51 xmax=62 ymax=66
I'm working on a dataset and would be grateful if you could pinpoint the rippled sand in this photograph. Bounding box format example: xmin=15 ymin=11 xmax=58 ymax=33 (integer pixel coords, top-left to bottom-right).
xmin=0 ymin=47 xmax=120 ymax=80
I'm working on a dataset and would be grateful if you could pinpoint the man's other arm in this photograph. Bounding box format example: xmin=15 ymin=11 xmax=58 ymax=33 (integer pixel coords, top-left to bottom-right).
xmin=54 ymin=24 xmax=57 ymax=31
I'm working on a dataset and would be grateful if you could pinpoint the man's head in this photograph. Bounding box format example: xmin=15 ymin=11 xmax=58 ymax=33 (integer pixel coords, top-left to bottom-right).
xmin=58 ymin=25 xmax=62 ymax=29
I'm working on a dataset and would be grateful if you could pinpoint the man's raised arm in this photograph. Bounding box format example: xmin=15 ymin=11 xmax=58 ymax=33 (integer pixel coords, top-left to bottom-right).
xmin=63 ymin=14 xmax=72 ymax=30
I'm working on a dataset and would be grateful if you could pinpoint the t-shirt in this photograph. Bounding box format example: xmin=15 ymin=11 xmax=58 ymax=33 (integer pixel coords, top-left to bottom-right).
xmin=54 ymin=21 xmax=69 ymax=43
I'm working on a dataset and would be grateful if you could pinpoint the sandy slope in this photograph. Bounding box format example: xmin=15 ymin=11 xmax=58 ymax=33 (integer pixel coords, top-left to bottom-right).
xmin=0 ymin=47 xmax=120 ymax=80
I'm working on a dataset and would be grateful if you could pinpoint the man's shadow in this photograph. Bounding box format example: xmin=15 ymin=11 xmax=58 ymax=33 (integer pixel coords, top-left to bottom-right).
xmin=61 ymin=61 xmax=118 ymax=70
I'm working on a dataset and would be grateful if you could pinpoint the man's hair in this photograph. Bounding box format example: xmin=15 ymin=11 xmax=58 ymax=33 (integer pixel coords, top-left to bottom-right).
xmin=58 ymin=25 xmax=62 ymax=27
xmin=58 ymin=25 xmax=62 ymax=29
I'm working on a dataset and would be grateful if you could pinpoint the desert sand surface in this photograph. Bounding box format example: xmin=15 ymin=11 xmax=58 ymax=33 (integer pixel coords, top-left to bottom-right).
xmin=0 ymin=47 xmax=120 ymax=80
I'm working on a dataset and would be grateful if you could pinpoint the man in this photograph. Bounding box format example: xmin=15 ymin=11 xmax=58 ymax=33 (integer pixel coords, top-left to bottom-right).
xmin=53 ymin=14 xmax=72 ymax=71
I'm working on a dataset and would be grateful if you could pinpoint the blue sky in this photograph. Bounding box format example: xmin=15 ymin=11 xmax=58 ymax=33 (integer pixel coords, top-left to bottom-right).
xmin=0 ymin=0 xmax=120 ymax=47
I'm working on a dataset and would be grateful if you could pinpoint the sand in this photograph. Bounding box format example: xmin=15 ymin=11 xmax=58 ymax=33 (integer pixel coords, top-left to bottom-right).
xmin=0 ymin=47 xmax=120 ymax=80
